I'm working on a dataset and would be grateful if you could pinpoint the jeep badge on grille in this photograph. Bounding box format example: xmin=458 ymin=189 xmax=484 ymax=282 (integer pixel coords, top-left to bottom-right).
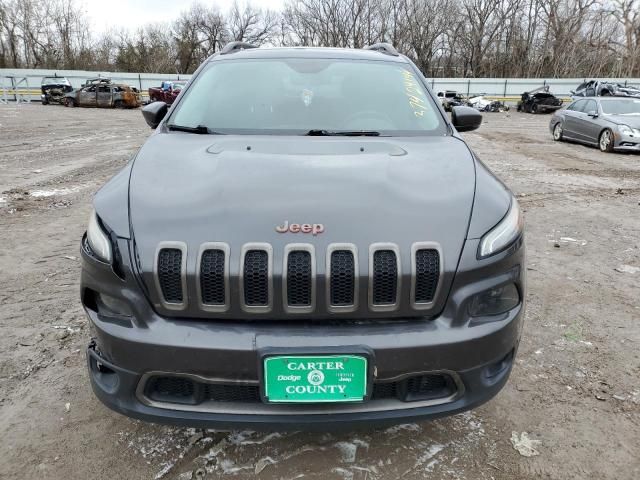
xmin=276 ymin=221 xmax=324 ymax=235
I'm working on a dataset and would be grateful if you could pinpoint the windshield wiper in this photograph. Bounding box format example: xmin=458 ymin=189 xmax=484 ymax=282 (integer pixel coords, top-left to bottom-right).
xmin=306 ymin=129 xmax=381 ymax=136
xmin=167 ymin=124 xmax=219 ymax=134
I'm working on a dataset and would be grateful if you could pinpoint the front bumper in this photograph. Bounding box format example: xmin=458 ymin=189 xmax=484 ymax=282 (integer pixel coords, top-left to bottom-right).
xmin=82 ymin=234 xmax=525 ymax=429
xmin=614 ymin=137 xmax=640 ymax=151
xmin=87 ymin=329 xmax=518 ymax=430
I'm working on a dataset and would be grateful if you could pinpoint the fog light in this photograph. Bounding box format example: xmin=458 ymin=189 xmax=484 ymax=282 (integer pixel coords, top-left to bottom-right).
xmin=469 ymin=283 xmax=519 ymax=317
xmin=97 ymin=293 xmax=132 ymax=317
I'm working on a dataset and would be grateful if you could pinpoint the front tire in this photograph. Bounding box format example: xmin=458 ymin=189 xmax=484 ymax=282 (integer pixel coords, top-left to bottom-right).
xmin=599 ymin=129 xmax=614 ymax=152
xmin=553 ymin=122 xmax=563 ymax=141
xmin=531 ymin=103 xmax=538 ymax=114
xmin=65 ymin=98 xmax=75 ymax=108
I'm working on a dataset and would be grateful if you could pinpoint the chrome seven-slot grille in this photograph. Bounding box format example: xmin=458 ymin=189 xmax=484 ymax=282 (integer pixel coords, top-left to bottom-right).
xmin=155 ymin=243 xmax=441 ymax=313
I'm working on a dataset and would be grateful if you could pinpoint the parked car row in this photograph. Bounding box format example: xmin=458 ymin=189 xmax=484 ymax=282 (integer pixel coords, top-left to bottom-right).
xmin=436 ymin=91 xmax=510 ymax=112
xmin=39 ymin=76 xmax=188 ymax=109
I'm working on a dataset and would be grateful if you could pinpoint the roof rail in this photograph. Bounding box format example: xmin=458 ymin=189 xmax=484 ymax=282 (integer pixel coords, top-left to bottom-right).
xmin=220 ymin=41 xmax=258 ymax=55
xmin=363 ymin=43 xmax=399 ymax=56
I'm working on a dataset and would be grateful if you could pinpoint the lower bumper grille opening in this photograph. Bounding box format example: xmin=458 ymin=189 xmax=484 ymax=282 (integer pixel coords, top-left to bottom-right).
xmin=146 ymin=376 xmax=196 ymax=405
xmin=143 ymin=373 xmax=457 ymax=407
xmin=203 ymin=383 xmax=261 ymax=403
xmin=403 ymin=374 xmax=457 ymax=401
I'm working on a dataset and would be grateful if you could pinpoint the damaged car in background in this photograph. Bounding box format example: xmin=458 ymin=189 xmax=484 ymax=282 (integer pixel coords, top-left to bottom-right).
xmin=65 ymin=79 xmax=141 ymax=108
xmin=572 ymin=80 xmax=640 ymax=98
xmin=41 ymin=76 xmax=73 ymax=105
xmin=80 ymin=41 xmax=526 ymax=429
xmin=467 ymin=95 xmax=510 ymax=112
xmin=436 ymin=90 xmax=465 ymax=112
xmin=517 ymin=86 xmax=563 ymax=114
xmin=550 ymin=97 xmax=640 ymax=153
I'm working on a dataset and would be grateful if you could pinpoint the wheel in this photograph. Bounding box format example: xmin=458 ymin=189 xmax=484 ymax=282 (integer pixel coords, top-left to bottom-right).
xmin=553 ymin=122 xmax=563 ymax=141
xmin=531 ymin=103 xmax=538 ymax=114
xmin=599 ymin=129 xmax=614 ymax=152
xmin=65 ymin=98 xmax=75 ymax=107
xmin=114 ymin=100 xmax=124 ymax=109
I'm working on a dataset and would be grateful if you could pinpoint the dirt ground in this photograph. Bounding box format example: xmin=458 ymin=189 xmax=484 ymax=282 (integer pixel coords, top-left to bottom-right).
xmin=0 ymin=104 xmax=638 ymax=480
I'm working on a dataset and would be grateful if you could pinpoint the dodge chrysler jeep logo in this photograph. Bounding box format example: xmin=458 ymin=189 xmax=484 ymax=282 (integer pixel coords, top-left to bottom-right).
xmin=275 ymin=221 xmax=324 ymax=235
xmin=307 ymin=370 xmax=325 ymax=386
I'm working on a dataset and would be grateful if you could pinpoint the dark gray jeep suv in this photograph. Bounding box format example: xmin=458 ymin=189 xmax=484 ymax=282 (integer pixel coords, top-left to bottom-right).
xmin=81 ymin=42 xmax=525 ymax=429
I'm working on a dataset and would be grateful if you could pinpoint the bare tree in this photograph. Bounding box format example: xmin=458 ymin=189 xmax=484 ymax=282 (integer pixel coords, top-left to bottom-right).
xmin=2 ymin=0 xmax=640 ymax=77
xmin=229 ymin=1 xmax=277 ymax=44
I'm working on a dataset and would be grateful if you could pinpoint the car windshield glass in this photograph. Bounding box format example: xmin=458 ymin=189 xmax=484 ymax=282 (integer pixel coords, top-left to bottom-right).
xmin=42 ymin=77 xmax=68 ymax=85
xmin=600 ymin=98 xmax=640 ymax=115
xmin=169 ymin=58 xmax=445 ymax=135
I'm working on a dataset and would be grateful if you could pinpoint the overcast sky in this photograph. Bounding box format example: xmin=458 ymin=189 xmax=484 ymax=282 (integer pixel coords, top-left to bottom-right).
xmin=82 ymin=0 xmax=286 ymax=33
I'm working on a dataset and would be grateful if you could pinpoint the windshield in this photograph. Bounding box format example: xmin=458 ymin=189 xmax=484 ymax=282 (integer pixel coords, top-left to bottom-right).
xmin=168 ymin=58 xmax=445 ymax=135
xmin=600 ymin=98 xmax=640 ymax=115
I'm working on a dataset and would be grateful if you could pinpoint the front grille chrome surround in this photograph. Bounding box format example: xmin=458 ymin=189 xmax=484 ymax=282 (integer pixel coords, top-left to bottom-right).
xmin=196 ymin=242 xmax=230 ymax=312
xmin=283 ymin=244 xmax=316 ymax=313
xmin=153 ymin=241 xmax=188 ymax=311
xmin=152 ymin=241 xmax=444 ymax=315
xmin=239 ymin=243 xmax=273 ymax=313
xmin=410 ymin=242 xmax=443 ymax=310
xmin=368 ymin=243 xmax=401 ymax=312
xmin=326 ymin=243 xmax=359 ymax=313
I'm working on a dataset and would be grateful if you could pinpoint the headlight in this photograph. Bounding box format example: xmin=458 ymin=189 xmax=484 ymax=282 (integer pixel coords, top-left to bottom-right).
xmin=87 ymin=210 xmax=112 ymax=263
xmin=619 ymin=125 xmax=640 ymax=137
xmin=478 ymin=198 xmax=523 ymax=258
xmin=469 ymin=283 xmax=520 ymax=316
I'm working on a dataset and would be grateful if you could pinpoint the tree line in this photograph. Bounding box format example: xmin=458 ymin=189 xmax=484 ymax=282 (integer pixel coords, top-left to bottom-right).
xmin=1 ymin=0 xmax=639 ymax=78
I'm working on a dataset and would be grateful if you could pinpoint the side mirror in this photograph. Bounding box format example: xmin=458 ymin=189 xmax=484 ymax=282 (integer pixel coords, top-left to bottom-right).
xmin=587 ymin=110 xmax=598 ymax=118
xmin=142 ymin=101 xmax=168 ymax=129
xmin=451 ymin=106 xmax=483 ymax=132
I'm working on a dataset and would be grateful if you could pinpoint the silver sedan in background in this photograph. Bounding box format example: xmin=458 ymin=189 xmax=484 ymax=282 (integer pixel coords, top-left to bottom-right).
xmin=549 ymin=97 xmax=640 ymax=153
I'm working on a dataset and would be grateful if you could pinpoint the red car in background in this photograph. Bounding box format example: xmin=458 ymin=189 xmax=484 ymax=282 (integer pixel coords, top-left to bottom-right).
xmin=148 ymin=81 xmax=186 ymax=104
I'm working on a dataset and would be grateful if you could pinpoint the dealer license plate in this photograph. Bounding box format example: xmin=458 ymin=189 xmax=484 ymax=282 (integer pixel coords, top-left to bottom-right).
xmin=263 ymin=355 xmax=368 ymax=403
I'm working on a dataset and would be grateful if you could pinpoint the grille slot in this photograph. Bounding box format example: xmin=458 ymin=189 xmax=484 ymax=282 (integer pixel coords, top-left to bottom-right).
xmin=414 ymin=249 xmax=440 ymax=303
xmin=286 ymin=250 xmax=312 ymax=307
xmin=242 ymin=248 xmax=270 ymax=309
xmin=200 ymin=249 xmax=226 ymax=305
xmin=330 ymin=250 xmax=355 ymax=306
xmin=371 ymin=248 xmax=399 ymax=306
xmin=157 ymin=247 xmax=184 ymax=304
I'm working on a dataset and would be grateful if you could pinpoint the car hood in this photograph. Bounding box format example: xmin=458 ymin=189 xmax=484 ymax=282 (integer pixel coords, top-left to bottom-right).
xmin=603 ymin=114 xmax=640 ymax=128
xmin=129 ymin=133 xmax=477 ymax=318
